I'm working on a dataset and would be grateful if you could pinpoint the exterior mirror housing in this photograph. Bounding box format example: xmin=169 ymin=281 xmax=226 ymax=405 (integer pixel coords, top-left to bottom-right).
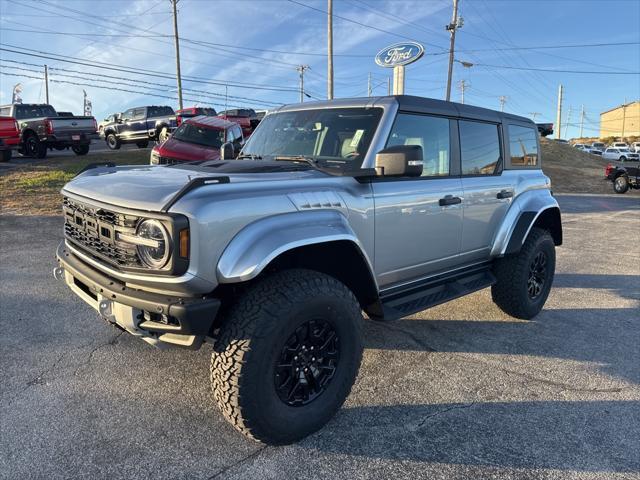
xmin=220 ymin=142 xmax=234 ymax=160
xmin=375 ymin=145 xmax=423 ymax=177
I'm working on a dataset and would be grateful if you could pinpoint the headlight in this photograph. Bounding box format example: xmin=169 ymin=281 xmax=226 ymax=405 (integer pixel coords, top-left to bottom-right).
xmin=136 ymin=219 xmax=170 ymax=268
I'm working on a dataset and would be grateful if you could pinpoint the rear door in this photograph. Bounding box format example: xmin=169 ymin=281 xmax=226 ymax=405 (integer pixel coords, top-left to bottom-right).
xmin=373 ymin=112 xmax=463 ymax=288
xmin=458 ymin=119 xmax=513 ymax=263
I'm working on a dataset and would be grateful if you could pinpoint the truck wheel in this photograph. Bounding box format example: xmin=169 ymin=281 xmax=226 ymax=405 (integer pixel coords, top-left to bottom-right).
xmin=24 ymin=134 xmax=47 ymax=159
xmin=0 ymin=149 xmax=12 ymax=162
xmin=106 ymin=133 xmax=121 ymax=150
xmin=72 ymin=145 xmax=90 ymax=156
xmin=157 ymin=126 xmax=169 ymax=143
xmin=491 ymin=227 xmax=555 ymax=320
xmin=613 ymin=175 xmax=629 ymax=194
xmin=620 ymin=156 xmax=627 ymax=162
xmin=136 ymin=141 xmax=149 ymax=148
xmin=211 ymin=269 xmax=363 ymax=445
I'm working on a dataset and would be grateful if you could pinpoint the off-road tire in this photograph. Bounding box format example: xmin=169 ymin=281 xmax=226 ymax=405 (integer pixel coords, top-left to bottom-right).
xmin=210 ymin=269 xmax=363 ymax=445
xmin=0 ymin=149 xmax=11 ymax=162
xmin=106 ymin=133 xmax=120 ymax=150
xmin=72 ymin=144 xmax=90 ymax=156
xmin=492 ymin=227 xmax=555 ymax=320
xmin=136 ymin=141 xmax=149 ymax=148
xmin=24 ymin=134 xmax=47 ymax=159
xmin=613 ymin=175 xmax=629 ymax=194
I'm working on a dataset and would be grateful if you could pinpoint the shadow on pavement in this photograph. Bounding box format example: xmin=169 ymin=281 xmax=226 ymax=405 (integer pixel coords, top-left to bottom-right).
xmin=556 ymin=194 xmax=640 ymax=213
xmin=311 ymin=400 xmax=639 ymax=473
xmin=364 ymin=306 xmax=640 ymax=384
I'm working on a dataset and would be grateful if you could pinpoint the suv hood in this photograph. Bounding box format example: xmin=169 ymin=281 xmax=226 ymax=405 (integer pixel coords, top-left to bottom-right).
xmin=62 ymin=163 xmax=322 ymax=211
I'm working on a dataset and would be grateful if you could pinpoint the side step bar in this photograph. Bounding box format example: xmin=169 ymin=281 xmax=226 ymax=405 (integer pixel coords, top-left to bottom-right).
xmin=380 ymin=265 xmax=496 ymax=321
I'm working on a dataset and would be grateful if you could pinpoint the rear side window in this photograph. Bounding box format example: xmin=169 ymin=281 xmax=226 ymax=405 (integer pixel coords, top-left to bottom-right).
xmin=148 ymin=106 xmax=175 ymax=118
xmin=386 ymin=113 xmax=450 ymax=177
xmin=459 ymin=120 xmax=501 ymax=175
xmin=509 ymin=125 xmax=538 ymax=167
xmin=0 ymin=107 xmax=11 ymax=116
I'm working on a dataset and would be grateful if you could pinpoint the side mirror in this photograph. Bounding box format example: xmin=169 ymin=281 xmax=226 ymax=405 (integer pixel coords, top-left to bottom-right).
xmin=375 ymin=145 xmax=423 ymax=177
xmin=220 ymin=142 xmax=234 ymax=160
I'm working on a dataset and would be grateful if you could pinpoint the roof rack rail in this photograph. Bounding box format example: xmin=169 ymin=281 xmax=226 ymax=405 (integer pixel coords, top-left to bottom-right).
xmin=161 ymin=176 xmax=231 ymax=212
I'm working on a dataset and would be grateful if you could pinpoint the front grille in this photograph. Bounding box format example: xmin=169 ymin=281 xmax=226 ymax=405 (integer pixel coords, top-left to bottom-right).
xmin=63 ymin=197 xmax=142 ymax=268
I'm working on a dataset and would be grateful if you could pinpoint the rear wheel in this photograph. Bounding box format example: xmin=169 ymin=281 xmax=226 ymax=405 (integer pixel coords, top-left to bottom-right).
xmin=136 ymin=141 xmax=149 ymax=148
xmin=106 ymin=133 xmax=120 ymax=150
xmin=72 ymin=144 xmax=90 ymax=156
xmin=492 ymin=227 xmax=555 ymax=320
xmin=211 ymin=269 xmax=363 ymax=445
xmin=23 ymin=134 xmax=47 ymax=158
xmin=613 ymin=175 xmax=629 ymax=194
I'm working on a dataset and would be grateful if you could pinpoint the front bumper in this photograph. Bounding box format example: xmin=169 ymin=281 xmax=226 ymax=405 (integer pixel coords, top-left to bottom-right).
xmin=55 ymin=241 xmax=220 ymax=349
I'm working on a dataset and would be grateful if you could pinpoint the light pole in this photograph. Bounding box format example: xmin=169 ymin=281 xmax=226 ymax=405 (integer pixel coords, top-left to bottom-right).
xmin=297 ymin=65 xmax=309 ymax=103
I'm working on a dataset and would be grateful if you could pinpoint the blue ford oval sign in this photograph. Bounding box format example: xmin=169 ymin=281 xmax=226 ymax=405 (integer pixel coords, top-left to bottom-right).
xmin=375 ymin=42 xmax=424 ymax=68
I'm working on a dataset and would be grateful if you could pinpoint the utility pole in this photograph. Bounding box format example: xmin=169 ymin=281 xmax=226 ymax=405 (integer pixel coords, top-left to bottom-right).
xmin=327 ymin=0 xmax=333 ymax=100
xmin=170 ymin=0 xmax=183 ymax=110
xmin=445 ymin=0 xmax=461 ymax=101
xmin=529 ymin=112 xmax=540 ymax=122
xmin=622 ymin=97 xmax=627 ymax=138
xmin=367 ymin=72 xmax=372 ymax=97
xmin=458 ymin=79 xmax=467 ymax=104
xmin=499 ymin=95 xmax=507 ymax=112
xmin=297 ymin=65 xmax=309 ymax=102
xmin=555 ymin=84 xmax=563 ymax=140
xmin=579 ymin=104 xmax=585 ymax=138
xmin=44 ymin=64 xmax=49 ymax=104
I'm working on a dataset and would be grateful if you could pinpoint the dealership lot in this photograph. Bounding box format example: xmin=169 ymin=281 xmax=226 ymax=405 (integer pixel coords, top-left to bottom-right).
xmin=0 ymin=194 xmax=638 ymax=480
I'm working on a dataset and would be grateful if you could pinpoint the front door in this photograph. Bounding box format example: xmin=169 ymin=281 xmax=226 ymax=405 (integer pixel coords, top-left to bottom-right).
xmin=373 ymin=113 xmax=463 ymax=289
xmin=458 ymin=120 xmax=513 ymax=262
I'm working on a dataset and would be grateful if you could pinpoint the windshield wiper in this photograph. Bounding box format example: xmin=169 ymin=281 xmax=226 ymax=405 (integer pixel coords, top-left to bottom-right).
xmin=237 ymin=153 xmax=263 ymax=160
xmin=274 ymin=155 xmax=319 ymax=168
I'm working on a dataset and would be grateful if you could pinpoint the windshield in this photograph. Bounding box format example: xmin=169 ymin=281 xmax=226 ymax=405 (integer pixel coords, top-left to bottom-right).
xmin=241 ymin=107 xmax=383 ymax=168
xmin=172 ymin=122 xmax=225 ymax=148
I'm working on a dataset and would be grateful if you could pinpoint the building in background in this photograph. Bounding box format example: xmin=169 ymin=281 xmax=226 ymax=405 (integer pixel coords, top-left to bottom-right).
xmin=600 ymin=101 xmax=640 ymax=138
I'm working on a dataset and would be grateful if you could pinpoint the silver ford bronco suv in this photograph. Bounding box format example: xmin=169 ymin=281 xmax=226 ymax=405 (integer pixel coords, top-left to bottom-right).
xmin=55 ymin=95 xmax=562 ymax=445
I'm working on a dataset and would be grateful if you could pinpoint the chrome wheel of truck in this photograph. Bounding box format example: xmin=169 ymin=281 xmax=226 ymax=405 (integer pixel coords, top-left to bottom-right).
xmin=614 ymin=176 xmax=629 ymax=194
xmin=211 ymin=269 xmax=363 ymax=445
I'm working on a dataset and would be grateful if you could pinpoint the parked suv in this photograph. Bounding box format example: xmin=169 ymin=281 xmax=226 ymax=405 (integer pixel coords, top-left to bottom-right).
xmin=0 ymin=103 xmax=98 ymax=158
xmin=602 ymin=147 xmax=640 ymax=161
xmin=102 ymin=105 xmax=176 ymax=150
xmin=55 ymin=96 xmax=562 ymax=445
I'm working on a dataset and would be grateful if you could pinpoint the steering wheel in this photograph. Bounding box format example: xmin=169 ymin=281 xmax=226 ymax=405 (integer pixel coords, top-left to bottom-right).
xmin=344 ymin=151 xmax=360 ymax=159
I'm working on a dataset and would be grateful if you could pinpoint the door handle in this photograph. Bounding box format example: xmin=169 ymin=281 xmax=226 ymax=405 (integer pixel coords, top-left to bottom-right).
xmin=439 ymin=195 xmax=462 ymax=206
xmin=497 ymin=190 xmax=513 ymax=199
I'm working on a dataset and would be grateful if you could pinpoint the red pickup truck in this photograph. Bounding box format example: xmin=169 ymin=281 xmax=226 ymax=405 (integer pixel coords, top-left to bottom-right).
xmin=217 ymin=108 xmax=261 ymax=138
xmin=0 ymin=116 xmax=21 ymax=162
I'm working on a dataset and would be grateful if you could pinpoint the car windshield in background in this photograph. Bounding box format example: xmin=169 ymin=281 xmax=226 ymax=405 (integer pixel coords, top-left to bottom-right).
xmin=148 ymin=106 xmax=175 ymax=117
xmin=172 ymin=122 xmax=225 ymax=148
xmin=14 ymin=104 xmax=57 ymax=119
xmin=241 ymin=108 xmax=383 ymax=168
xmin=221 ymin=109 xmax=256 ymax=117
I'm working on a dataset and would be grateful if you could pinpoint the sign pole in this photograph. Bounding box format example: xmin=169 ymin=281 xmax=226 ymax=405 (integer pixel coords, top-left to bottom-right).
xmin=392 ymin=66 xmax=405 ymax=95
xmin=375 ymin=42 xmax=423 ymax=96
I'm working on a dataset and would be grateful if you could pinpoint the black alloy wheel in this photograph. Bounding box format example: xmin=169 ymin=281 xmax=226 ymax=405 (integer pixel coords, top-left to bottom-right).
xmin=274 ymin=319 xmax=340 ymax=407
xmin=527 ymin=251 xmax=547 ymax=300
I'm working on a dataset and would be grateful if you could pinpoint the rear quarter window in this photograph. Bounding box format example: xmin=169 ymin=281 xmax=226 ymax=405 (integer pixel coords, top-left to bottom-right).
xmin=508 ymin=124 xmax=538 ymax=167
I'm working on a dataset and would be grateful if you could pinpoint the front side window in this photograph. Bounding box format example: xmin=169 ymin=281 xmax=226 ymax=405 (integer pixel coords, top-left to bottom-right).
xmin=459 ymin=120 xmax=501 ymax=175
xmin=172 ymin=122 xmax=225 ymax=148
xmin=241 ymin=107 xmax=383 ymax=169
xmin=509 ymin=125 xmax=538 ymax=166
xmin=122 ymin=108 xmax=136 ymax=121
xmin=386 ymin=113 xmax=450 ymax=176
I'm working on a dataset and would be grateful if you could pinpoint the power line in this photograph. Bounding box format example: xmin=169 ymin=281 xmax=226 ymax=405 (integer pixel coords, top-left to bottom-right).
xmin=462 ymin=61 xmax=640 ymax=75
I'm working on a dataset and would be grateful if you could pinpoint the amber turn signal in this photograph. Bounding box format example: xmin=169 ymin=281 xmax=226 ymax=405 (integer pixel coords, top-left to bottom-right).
xmin=179 ymin=229 xmax=189 ymax=258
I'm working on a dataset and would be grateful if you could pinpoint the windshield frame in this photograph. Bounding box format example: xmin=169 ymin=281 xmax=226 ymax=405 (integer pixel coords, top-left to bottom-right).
xmin=240 ymin=104 xmax=394 ymax=171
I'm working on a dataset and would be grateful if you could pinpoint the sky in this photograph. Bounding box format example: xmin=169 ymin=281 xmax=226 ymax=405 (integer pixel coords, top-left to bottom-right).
xmin=0 ymin=0 xmax=639 ymax=139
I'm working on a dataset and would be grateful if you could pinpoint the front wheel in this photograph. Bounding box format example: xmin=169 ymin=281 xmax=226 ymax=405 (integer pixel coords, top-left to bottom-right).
xmin=105 ymin=133 xmax=120 ymax=150
xmin=613 ymin=175 xmax=629 ymax=194
xmin=72 ymin=144 xmax=90 ymax=156
xmin=211 ymin=269 xmax=363 ymax=445
xmin=620 ymin=156 xmax=627 ymax=162
xmin=23 ymin=134 xmax=47 ymax=158
xmin=492 ymin=227 xmax=556 ymax=320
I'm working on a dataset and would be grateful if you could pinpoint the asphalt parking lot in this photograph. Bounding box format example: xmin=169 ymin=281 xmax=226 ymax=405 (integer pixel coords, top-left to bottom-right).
xmin=0 ymin=194 xmax=638 ymax=480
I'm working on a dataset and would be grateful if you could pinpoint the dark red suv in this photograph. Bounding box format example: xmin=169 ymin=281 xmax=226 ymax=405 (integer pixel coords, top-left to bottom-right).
xmin=150 ymin=116 xmax=243 ymax=165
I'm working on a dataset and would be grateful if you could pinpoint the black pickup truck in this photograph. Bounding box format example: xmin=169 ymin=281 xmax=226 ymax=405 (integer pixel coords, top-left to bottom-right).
xmin=605 ymin=160 xmax=640 ymax=194
xmin=0 ymin=103 xmax=98 ymax=158
xmin=102 ymin=106 xmax=176 ymax=150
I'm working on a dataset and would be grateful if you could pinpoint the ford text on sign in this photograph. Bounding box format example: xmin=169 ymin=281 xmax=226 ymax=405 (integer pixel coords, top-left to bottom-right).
xmin=375 ymin=42 xmax=424 ymax=68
